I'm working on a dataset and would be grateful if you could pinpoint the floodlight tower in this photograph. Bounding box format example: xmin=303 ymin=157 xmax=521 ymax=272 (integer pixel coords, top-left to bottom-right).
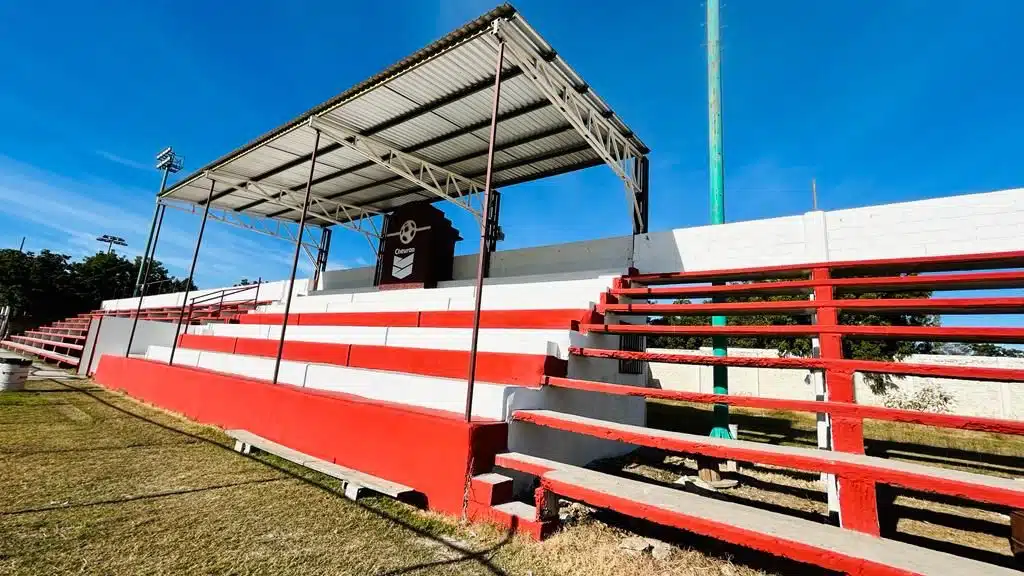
xmin=133 ymin=147 xmax=183 ymax=296
xmin=96 ymin=234 xmax=127 ymax=254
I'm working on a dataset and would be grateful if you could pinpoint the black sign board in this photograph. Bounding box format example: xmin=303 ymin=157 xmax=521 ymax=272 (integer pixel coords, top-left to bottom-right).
xmin=376 ymin=203 xmax=461 ymax=289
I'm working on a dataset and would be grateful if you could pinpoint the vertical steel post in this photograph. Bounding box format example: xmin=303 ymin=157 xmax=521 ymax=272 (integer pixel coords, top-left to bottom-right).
xmin=126 ymin=203 xmax=167 ymax=357
xmin=134 ymin=169 xmax=170 ymax=296
xmin=272 ymin=129 xmax=321 ymax=385
xmin=168 ymin=178 xmax=215 ymax=366
xmin=142 ymin=204 xmax=167 ymax=288
xmin=464 ymin=39 xmax=505 ymax=422
xmin=252 ymin=277 xmax=262 ymax=309
xmin=707 ymin=0 xmax=731 ymax=440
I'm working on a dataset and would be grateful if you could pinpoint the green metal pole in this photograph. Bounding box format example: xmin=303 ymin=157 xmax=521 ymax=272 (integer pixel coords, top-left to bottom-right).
xmin=707 ymin=0 xmax=730 ymax=439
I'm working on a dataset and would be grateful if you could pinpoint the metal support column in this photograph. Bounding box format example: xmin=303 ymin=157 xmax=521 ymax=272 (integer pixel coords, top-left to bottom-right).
xmin=126 ymin=202 xmax=166 ymax=357
xmin=464 ymin=38 xmax=505 ymax=422
xmin=632 ymin=157 xmax=649 ymax=235
xmin=168 ymin=179 xmax=215 ymax=366
xmin=134 ymin=168 xmax=171 ymax=296
xmin=272 ymin=129 xmax=321 ymax=384
xmin=311 ymin=227 xmax=332 ymax=291
xmin=139 ymin=203 xmax=167 ymax=291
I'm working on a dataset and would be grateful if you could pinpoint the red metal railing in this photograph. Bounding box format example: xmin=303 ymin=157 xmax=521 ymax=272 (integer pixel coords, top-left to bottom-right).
xmin=578 ymin=249 xmax=1024 ymax=537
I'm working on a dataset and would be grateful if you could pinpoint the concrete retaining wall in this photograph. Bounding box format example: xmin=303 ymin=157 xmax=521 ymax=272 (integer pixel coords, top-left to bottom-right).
xmin=647 ymin=347 xmax=1024 ymax=420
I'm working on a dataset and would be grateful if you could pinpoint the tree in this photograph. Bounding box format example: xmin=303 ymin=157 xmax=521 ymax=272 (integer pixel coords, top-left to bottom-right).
xmin=0 ymin=249 xmax=195 ymax=333
xmin=647 ymin=280 xmax=939 ymax=394
xmin=934 ymin=342 xmax=1024 ymax=358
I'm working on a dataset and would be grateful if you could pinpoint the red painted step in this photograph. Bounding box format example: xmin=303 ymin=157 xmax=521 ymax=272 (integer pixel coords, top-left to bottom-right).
xmin=10 ymin=335 xmax=84 ymax=351
xmin=597 ymin=297 xmax=1024 ymax=316
xmin=510 ymin=409 xmax=1024 ymax=511
xmin=611 ymin=270 xmax=1024 ymax=299
xmin=495 ymin=452 xmax=1011 ymax=575
xmin=177 ymin=334 xmax=566 ymax=385
xmin=569 ymin=346 xmax=1024 ymax=383
xmin=1 ymin=341 xmax=79 ymax=366
xmin=578 ymin=322 xmax=1024 ymax=344
xmin=25 ymin=330 xmax=85 ymax=341
xmin=626 ymin=250 xmax=1024 ymax=285
xmin=239 ymin=309 xmax=593 ymax=330
xmin=543 ymin=375 xmax=1024 ymax=435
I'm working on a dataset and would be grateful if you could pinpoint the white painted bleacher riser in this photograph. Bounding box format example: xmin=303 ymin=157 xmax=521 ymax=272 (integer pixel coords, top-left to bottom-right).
xmin=144 ymin=346 xmax=523 ymax=421
xmin=188 ymin=324 xmax=575 ymax=359
xmin=256 ymin=274 xmax=618 ymax=314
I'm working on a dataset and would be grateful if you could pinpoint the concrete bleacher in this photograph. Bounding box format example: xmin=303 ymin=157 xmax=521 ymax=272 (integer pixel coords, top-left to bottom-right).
xmin=141 ymin=271 xmax=632 ymax=423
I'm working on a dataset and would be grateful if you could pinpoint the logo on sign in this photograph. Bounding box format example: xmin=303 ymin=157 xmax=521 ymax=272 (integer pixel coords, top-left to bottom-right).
xmin=392 ymin=248 xmax=414 ymax=279
xmin=388 ymin=219 xmax=428 ymax=280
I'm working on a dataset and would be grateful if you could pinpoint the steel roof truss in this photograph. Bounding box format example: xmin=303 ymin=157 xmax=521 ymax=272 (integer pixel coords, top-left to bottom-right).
xmin=309 ymin=115 xmax=484 ymax=227
xmin=205 ymin=170 xmax=382 ymax=247
xmin=160 ymin=199 xmax=321 ymax=258
xmin=491 ymin=19 xmax=644 ymax=224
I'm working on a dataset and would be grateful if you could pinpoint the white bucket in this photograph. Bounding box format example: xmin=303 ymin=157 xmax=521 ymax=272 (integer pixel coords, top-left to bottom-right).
xmin=0 ymin=358 xmax=31 ymax=391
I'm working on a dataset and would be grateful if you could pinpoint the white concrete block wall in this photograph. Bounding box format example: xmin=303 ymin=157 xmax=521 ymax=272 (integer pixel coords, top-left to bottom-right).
xmin=825 ymin=188 xmax=1024 ymax=262
xmin=104 ymin=188 xmax=1024 ymax=313
xmin=648 ymin=347 xmax=1024 ymax=420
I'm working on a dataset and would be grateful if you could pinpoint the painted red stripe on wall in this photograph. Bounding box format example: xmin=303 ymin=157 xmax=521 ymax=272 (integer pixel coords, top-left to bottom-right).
xmin=93 ymin=356 xmax=507 ymax=516
xmin=178 ymin=335 xmax=564 ymax=384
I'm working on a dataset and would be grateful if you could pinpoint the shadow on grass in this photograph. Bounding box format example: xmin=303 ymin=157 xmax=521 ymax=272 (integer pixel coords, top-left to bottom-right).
xmin=43 ymin=379 xmax=513 ymax=576
xmin=867 ymin=440 xmax=1024 ymax=477
xmin=1 ymin=478 xmax=283 ymax=516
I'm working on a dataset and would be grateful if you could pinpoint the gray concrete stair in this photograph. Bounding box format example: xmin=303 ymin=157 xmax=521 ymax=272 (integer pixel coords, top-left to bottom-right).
xmin=226 ymin=429 xmax=417 ymax=501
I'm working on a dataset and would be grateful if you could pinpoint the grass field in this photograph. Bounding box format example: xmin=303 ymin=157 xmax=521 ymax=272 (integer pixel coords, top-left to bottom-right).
xmin=1 ymin=378 xmax=1020 ymax=574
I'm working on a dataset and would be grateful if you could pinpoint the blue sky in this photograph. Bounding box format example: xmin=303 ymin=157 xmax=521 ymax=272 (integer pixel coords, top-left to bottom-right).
xmin=0 ymin=1 xmax=1022 ymax=290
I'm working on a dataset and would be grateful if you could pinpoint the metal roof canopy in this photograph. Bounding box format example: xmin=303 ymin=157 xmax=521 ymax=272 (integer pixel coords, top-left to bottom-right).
xmin=160 ymin=4 xmax=650 ymax=243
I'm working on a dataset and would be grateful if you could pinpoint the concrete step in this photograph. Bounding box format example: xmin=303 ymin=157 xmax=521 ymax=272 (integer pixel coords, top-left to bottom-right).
xmin=25 ymin=330 xmax=85 ymax=341
xmin=10 ymin=335 xmax=84 ymax=351
xmin=177 ymin=334 xmax=566 ymax=385
xmin=226 ymin=429 xmax=418 ymax=502
xmin=511 ymin=409 xmax=1024 ymax=511
xmin=0 ymin=341 xmax=79 ymax=366
xmin=469 ymin=473 xmax=514 ymax=506
xmin=188 ymin=323 xmax=569 ymax=359
xmin=145 ymin=346 xmax=528 ymax=421
xmin=577 ymin=321 xmax=1024 ymax=345
xmin=597 ymin=297 xmax=1024 ymax=317
xmin=494 ymin=452 xmax=1016 ymax=575
xmin=239 ymin=308 xmax=593 ymax=330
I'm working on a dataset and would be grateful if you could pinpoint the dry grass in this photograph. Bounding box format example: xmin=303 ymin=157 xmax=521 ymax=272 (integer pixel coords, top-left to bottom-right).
xmin=3 ymin=379 xmax=1019 ymax=575
xmin=0 ymin=380 xmax=793 ymax=576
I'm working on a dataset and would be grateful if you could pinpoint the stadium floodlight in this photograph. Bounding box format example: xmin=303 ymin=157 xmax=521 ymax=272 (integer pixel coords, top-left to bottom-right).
xmin=156 ymin=147 xmax=183 ymax=173
xmin=96 ymin=234 xmax=127 ymax=254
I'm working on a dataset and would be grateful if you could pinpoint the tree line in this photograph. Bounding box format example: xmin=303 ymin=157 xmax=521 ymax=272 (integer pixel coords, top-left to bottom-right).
xmin=0 ymin=249 xmax=196 ymax=334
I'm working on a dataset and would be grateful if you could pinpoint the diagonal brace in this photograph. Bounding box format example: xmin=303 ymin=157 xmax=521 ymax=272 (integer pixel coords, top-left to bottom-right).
xmin=309 ymin=115 xmax=484 ymax=225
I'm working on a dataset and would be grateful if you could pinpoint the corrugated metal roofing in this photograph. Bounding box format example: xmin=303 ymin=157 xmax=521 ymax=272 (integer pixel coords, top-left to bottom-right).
xmin=160 ymin=3 xmax=648 ymax=226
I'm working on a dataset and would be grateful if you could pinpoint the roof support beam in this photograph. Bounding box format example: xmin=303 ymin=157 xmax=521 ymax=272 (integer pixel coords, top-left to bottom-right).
xmin=205 ymin=169 xmax=382 ymax=251
xmin=160 ymin=199 xmax=322 ymax=256
xmin=489 ymin=19 xmax=646 ymax=227
xmin=360 ymin=142 xmax=592 ymax=209
xmin=310 ymin=115 xmax=485 ymax=225
xmin=265 ymin=122 xmax=575 ymax=219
